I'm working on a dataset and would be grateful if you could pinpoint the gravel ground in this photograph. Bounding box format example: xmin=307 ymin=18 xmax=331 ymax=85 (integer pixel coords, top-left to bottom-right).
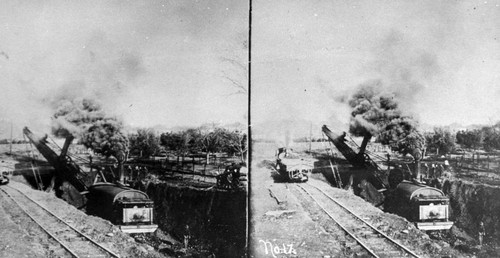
xmin=0 ymin=181 xmax=165 ymax=258
xmin=250 ymin=142 xmax=467 ymax=258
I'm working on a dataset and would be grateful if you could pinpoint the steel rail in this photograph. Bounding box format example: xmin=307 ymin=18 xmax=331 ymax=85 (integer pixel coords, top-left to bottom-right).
xmin=299 ymin=183 xmax=421 ymax=258
xmin=0 ymin=187 xmax=80 ymax=257
xmin=296 ymin=184 xmax=381 ymax=257
xmin=3 ymin=185 xmax=120 ymax=258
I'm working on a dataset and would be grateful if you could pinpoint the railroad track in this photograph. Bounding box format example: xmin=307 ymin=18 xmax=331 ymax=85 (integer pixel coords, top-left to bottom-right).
xmin=0 ymin=185 xmax=120 ymax=258
xmin=296 ymin=183 xmax=420 ymax=258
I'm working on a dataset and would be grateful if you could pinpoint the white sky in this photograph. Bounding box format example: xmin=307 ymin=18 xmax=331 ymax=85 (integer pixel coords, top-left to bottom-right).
xmin=0 ymin=0 xmax=248 ymax=137
xmin=2 ymin=0 xmax=500 ymax=140
xmin=252 ymin=0 xmax=500 ymax=132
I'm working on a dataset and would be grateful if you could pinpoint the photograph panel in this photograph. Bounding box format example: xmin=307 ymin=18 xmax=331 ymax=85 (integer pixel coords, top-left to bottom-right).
xmin=0 ymin=1 xmax=248 ymax=257
xmin=250 ymin=0 xmax=500 ymax=257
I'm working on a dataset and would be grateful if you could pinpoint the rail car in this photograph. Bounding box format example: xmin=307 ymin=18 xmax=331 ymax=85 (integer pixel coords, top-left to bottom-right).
xmin=384 ymin=181 xmax=453 ymax=230
xmin=0 ymin=173 xmax=8 ymax=185
xmin=275 ymin=158 xmax=310 ymax=183
xmin=86 ymin=183 xmax=158 ymax=233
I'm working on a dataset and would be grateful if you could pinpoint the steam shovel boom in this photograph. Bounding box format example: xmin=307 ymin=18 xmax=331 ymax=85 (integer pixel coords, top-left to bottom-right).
xmin=322 ymin=125 xmax=387 ymax=190
xmin=22 ymin=127 xmax=88 ymax=193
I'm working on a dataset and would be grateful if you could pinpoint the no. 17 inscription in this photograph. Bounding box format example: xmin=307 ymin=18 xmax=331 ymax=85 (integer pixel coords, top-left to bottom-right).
xmin=259 ymin=240 xmax=297 ymax=257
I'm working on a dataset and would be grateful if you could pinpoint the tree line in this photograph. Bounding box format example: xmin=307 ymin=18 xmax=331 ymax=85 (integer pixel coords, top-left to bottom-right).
xmin=425 ymin=122 xmax=500 ymax=155
xmin=128 ymin=124 xmax=247 ymax=163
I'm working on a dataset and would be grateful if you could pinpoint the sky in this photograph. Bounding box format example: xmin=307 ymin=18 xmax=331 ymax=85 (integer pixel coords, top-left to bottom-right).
xmin=252 ymin=0 xmax=500 ymax=140
xmin=0 ymin=0 xmax=248 ymax=138
xmin=2 ymin=0 xmax=500 ymax=142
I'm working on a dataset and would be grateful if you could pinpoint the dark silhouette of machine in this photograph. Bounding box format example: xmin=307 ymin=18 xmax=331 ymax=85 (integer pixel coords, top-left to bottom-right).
xmin=216 ymin=163 xmax=242 ymax=189
xmin=23 ymin=127 xmax=157 ymax=233
xmin=23 ymin=128 xmax=88 ymax=196
xmin=321 ymin=125 xmax=453 ymax=230
xmin=273 ymin=147 xmax=309 ymax=183
xmin=0 ymin=173 xmax=8 ymax=185
xmin=322 ymin=125 xmax=388 ymax=192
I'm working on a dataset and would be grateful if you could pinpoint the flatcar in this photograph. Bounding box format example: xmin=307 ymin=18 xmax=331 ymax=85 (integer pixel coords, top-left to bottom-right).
xmin=384 ymin=181 xmax=453 ymax=230
xmin=86 ymin=183 xmax=158 ymax=233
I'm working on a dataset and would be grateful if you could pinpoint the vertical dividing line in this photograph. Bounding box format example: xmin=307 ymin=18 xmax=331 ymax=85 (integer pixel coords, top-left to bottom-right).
xmin=246 ymin=0 xmax=252 ymax=256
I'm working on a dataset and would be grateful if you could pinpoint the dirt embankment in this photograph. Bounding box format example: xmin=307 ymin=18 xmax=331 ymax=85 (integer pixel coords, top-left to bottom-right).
xmin=144 ymin=182 xmax=247 ymax=257
xmin=1 ymin=181 xmax=163 ymax=258
xmin=443 ymin=179 xmax=500 ymax=244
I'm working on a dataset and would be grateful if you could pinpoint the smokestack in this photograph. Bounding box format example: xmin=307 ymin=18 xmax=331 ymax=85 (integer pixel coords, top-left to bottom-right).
xmin=60 ymin=135 xmax=75 ymax=158
xmin=358 ymin=134 xmax=371 ymax=155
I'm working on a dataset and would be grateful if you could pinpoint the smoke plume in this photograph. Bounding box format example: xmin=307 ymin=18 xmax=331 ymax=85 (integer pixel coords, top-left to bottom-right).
xmin=348 ymin=81 xmax=424 ymax=159
xmin=348 ymin=80 xmax=402 ymax=137
xmin=52 ymin=98 xmax=129 ymax=160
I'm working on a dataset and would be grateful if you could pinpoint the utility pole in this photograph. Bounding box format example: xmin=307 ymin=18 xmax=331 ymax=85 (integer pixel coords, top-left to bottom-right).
xmin=309 ymin=122 xmax=312 ymax=153
xmin=9 ymin=120 xmax=13 ymax=155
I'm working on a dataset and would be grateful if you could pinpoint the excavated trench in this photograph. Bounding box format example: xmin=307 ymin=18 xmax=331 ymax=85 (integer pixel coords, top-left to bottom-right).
xmin=442 ymin=179 xmax=500 ymax=245
xmin=21 ymin=164 xmax=500 ymax=255
xmin=18 ymin=171 xmax=247 ymax=257
xmin=311 ymin=157 xmax=500 ymax=254
xmin=143 ymin=182 xmax=247 ymax=257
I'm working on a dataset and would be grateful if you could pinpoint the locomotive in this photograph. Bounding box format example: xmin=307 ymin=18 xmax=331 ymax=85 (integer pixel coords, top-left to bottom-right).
xmin=86 ymin=183 xmax=157 ymax=233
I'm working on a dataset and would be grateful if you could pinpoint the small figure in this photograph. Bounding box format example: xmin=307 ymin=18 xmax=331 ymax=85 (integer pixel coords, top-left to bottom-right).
xmin=134 ymin=166 xmax=139 ymax=180
xmin=231 ymin=163 xmax=241 ymax=188
xmin=183 ymin=225 xmax=191 ymax=250
xmin=423 ymin=163 xmax=429 ymax=179
xmin=444 ymin=160 xmax=450 ymax=169
xmin=479 ymin=221 xmax=486 ymax=246
xmin=127 ymin=165 xmax=132 ymax=181
xmin=429 ymin=164 xmax=436 ymax=179
xmin=436 ymin=164 xmax=444 ymax=178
